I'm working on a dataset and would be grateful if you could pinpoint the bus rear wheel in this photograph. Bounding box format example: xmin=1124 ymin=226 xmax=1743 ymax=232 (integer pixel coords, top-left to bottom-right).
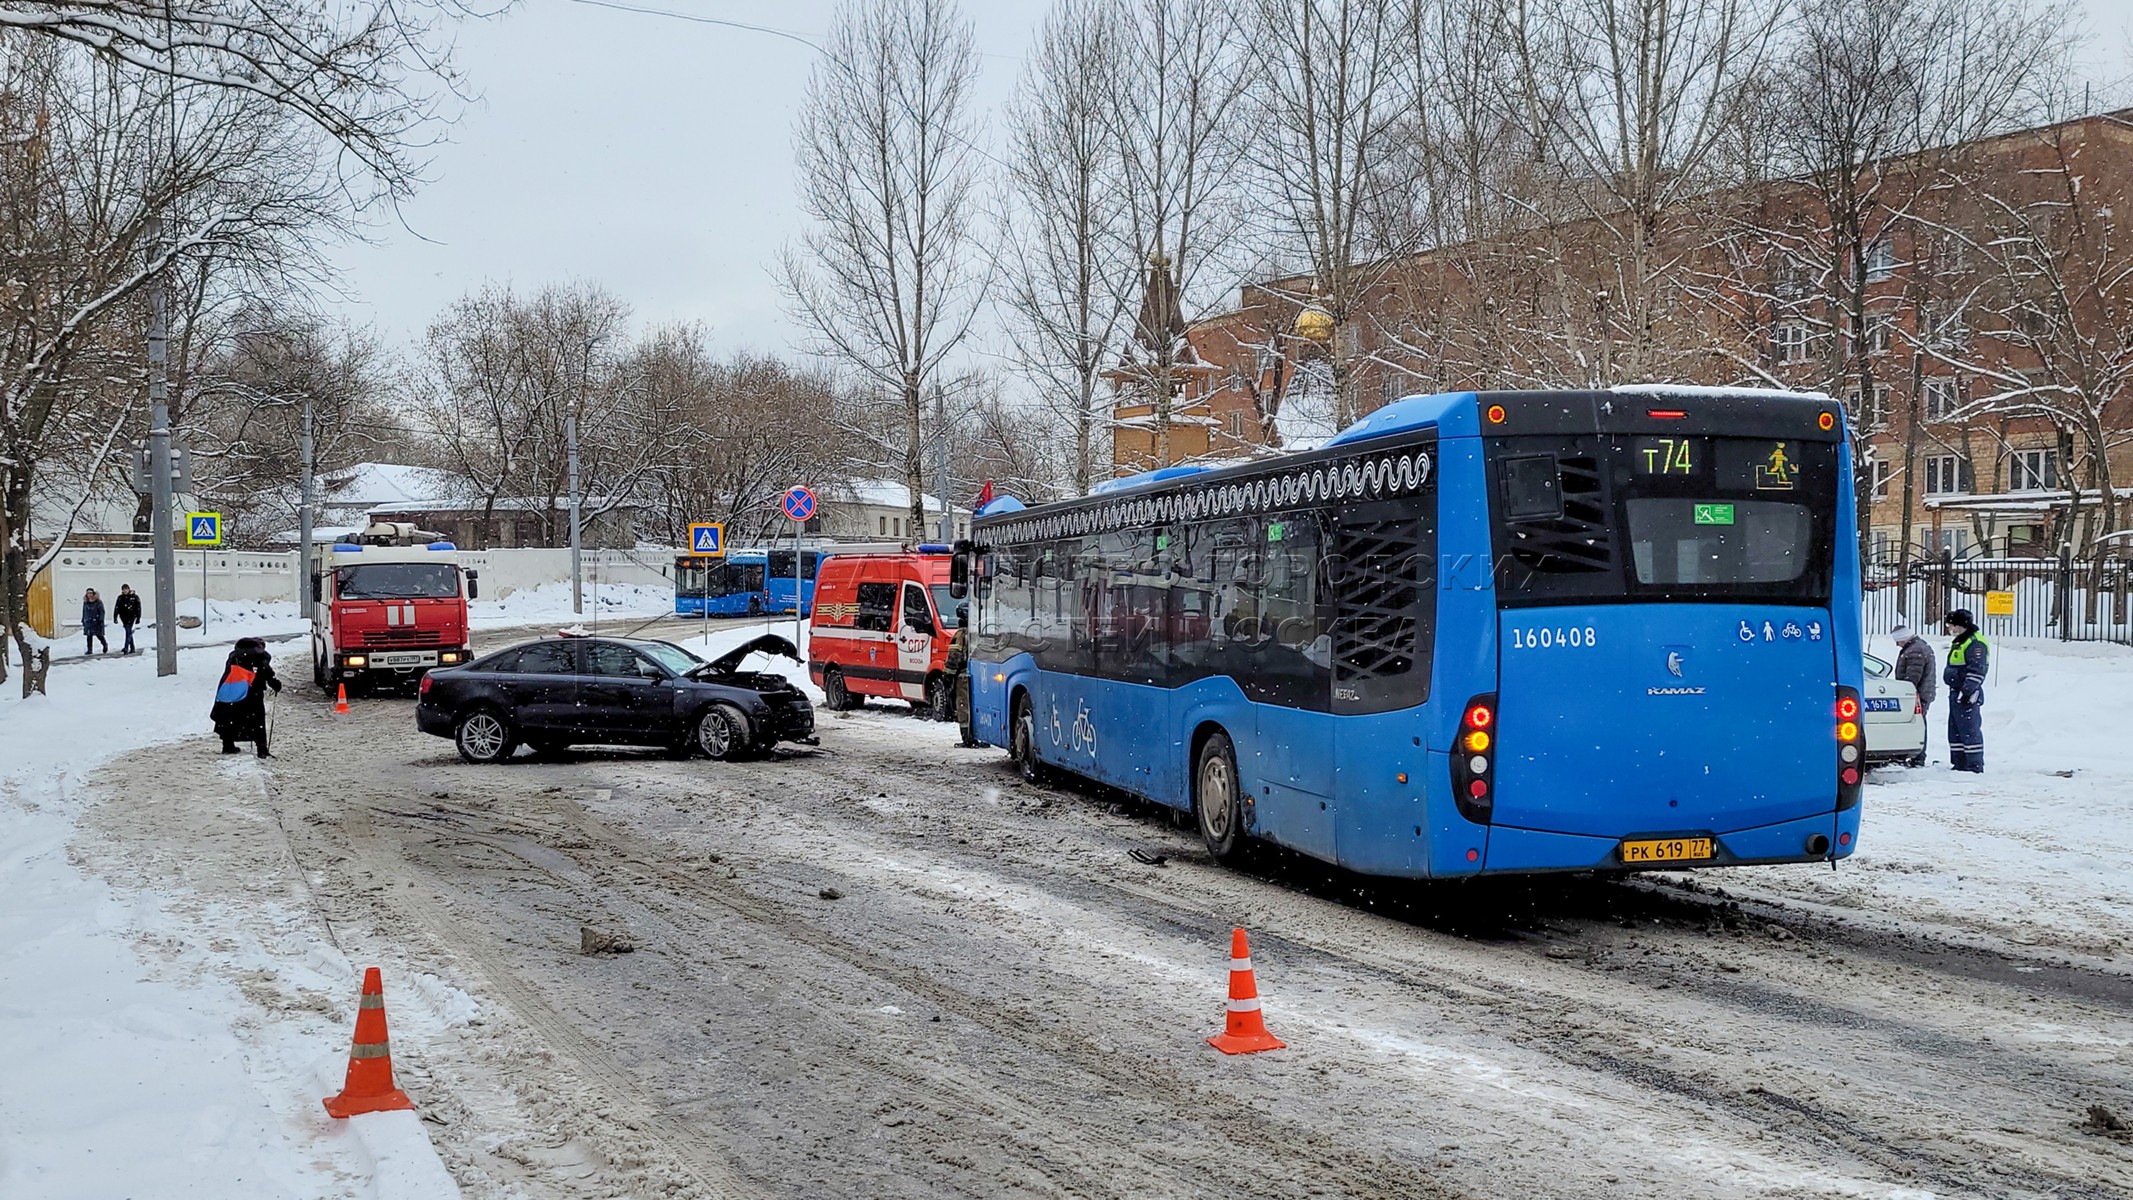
xmin=1194 ymin=731 xmax=1247 ymax=863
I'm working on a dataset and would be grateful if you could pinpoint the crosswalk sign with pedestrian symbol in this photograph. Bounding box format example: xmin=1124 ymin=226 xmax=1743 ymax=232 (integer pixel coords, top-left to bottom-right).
xmin=186 ymin=511 xmax=222 ymax=546
xmin=688 ymin=522 xmax=725 ymax=557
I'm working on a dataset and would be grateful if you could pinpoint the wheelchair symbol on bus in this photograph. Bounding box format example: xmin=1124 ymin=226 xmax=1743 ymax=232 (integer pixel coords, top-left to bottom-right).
xmin=1048 ymin=700 xmax=1098 ymax=757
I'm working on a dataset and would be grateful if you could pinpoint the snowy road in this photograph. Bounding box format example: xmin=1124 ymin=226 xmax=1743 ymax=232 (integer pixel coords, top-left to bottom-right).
xmin=57 ymin=641 xmax=2133 ymax=1200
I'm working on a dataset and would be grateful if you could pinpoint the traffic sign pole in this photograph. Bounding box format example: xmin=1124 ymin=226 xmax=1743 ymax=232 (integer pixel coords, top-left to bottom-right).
xmin=781 ymin=487 xmax=817 ymax=652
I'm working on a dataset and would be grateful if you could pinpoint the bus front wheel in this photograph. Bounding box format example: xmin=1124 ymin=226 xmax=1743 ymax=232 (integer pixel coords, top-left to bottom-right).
xmin=1194 ymin=731 xmax=1247 ymax=863
xmin=1011 ymin=694 xmax=1049 ymax=784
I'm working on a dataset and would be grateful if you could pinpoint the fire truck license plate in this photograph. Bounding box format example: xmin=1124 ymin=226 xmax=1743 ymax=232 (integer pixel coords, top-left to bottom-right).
xmin=376 ymin=652 xmax=431 ymax=667
xmin=1619 ymin=837 xmax=1714 ymax=864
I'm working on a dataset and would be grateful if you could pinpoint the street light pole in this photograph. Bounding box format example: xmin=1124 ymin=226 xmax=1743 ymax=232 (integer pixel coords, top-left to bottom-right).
xmin=148 ymin=214 xmax=177 ymax=678
xmin=566 ymin=413 xmax=582 ymax=615
xmin=299 ymin=398 xmax=314 ymax=610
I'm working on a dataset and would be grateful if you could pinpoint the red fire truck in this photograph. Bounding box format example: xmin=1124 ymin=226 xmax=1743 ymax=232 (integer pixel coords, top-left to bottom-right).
xmin=808 ymin=549 xmax=961 ymax=716
xmin=308 ymin=522 xmax=479 ymax=693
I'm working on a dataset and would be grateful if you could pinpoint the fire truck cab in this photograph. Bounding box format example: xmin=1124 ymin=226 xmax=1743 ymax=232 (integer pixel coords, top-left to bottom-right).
xmin=808 ymin=548 xmax=961 ymax=716
xmin=309 ymin=522 xmax=479 ymax=692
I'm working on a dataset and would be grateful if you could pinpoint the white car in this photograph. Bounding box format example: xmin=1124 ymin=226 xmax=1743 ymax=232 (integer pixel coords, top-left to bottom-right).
xmin=1862 ymin=652 xmax=1927 ymax=767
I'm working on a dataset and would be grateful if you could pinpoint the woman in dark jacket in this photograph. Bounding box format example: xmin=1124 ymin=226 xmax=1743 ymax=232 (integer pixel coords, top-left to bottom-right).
xmin=80 ymin=589 xmax=108 ymax=655
xmin=210 ymin=637 xmax=283 ymax=757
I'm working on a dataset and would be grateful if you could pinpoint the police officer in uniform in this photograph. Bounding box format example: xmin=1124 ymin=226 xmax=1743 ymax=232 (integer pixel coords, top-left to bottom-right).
xmin=1942 ymin=608 xmax=1988 ymax=773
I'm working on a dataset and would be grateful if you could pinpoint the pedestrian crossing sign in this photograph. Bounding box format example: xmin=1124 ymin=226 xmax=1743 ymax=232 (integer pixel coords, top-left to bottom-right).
xmin=688 ymin=522 xmax=725 ymax=557
xmin=186 ymin=511 xmax=222 ymax=546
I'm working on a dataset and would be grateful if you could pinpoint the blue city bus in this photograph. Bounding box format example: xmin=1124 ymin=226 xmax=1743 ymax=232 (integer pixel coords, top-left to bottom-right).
xmin=673 ymin=550 xmax=769 ymax=616
xmin=960 ymin=389 xmax=1864 ymax=879
xmin=765 ymin=548 xmax=831 ymax=616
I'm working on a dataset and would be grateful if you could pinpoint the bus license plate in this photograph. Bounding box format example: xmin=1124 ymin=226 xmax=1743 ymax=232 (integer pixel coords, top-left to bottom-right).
xmin=1620 ymin=837 xmax=1714 ymax=864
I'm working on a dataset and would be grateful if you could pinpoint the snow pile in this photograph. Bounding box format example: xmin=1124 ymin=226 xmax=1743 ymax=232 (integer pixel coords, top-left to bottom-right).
xmin=469 ymin=580 xmax=671 ymax=628
xmin=0 ymin=657 xmax=460 ymax=1198
xmin=171 ymin=596 xmax=309 ymax=640
xmin=1735 ymin=637 xmax=2133 ymax=959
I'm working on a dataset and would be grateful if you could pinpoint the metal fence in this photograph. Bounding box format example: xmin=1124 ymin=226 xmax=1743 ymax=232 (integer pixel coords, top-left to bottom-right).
xmin=1861 ymin=551 xmax=2133 ymax=643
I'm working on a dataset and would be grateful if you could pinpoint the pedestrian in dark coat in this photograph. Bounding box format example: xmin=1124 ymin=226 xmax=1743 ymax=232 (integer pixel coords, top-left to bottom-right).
xmin=1941 ymin=609 xmax=1988 ymax=773
xmin=113 ymin=585 xmax=142 ymax=655
xmin=210 ymin=637 xmax=283 ymax=757
xmin=80 ymin=589 xmax=108 ymax=655
xmin=1891 ymin=625 xmax=1938 ymax=713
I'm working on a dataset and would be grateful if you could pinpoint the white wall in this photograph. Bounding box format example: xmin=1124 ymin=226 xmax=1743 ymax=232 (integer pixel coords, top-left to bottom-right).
xmin=42 ymin=545 xmax=683 ymax=632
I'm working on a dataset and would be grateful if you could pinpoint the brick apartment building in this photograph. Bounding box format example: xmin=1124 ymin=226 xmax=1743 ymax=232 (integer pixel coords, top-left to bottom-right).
xmin=1114 ymin=110 xmax=2133 ymax=564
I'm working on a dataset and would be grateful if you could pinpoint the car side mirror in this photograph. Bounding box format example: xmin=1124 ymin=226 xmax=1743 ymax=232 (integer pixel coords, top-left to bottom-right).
xmin=308 ymin=572 xmax=321 ymax=606
xmin=949 ymin=547 xmax=970 ymax=598
xmin=465 ymin=570 xmax=479 ymax=600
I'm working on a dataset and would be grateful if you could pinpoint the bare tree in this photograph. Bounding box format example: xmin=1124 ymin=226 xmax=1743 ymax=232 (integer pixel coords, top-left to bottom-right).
xmin=1921 ymin=113 xmax=2133 ymax=553
xmin=782 ymin=0 xmax=983 ymax=534
xmin=1102 ymin=0 xmax=1249 ymax=466
xmin=1506 ymin=0 xmax=1778 ymax=384
xmin=995 ymin=0 xmax=1133 ymax=495
xmin=1244 ymin=0 xmax=1416 ymax=430
xmin=0 ymin=40 xmax=341 ymax=690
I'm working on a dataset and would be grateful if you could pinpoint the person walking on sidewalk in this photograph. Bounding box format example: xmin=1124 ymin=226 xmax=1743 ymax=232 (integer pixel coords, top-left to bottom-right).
xmin=80 ymin=589 xmax=108 ymax=655
xmin=210 ymin=637 xmax=283 ymax=757
xmin=1942 ymin=609 xmax=1988 ymax=773
xmin=113 ymin=584 xmax=142 ymax=655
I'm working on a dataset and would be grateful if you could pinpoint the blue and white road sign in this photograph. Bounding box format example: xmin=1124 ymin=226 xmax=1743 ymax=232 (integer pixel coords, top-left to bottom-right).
xmin=782 ymin=486 xmax=817 ymax=523
xmin=688 ymin=522 xmax=725 ymax=556
xmin=185 ymin=511 xmax=222 ymax=546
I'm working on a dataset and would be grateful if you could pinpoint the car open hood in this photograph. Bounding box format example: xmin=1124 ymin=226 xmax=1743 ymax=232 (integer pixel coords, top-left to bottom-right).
xmin=701 ymin=634 xmax=801 ymax=674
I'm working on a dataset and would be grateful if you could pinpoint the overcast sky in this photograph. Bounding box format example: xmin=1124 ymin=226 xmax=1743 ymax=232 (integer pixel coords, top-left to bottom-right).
xmin=323 ymin=0 xmax=2133 ymax=360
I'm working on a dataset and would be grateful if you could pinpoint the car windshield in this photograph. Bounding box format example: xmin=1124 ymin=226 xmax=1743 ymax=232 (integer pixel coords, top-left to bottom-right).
xmin=929 ymin=585 xmax=965 ymax=629
xmin=336 ymin=562 xmax=460 ymax=599
xmin=639 ymin=642 xmax=704 ymax=675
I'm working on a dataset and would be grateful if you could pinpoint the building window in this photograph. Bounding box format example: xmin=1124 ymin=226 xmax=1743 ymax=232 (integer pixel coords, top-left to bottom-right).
xmin=1870 ymin=457 xmax=1892 ymax=499
xmin=1924 ymin=454 xmax=1969 ymax=495
xmin=1930 ymin=310 xmax=1969 ymax=350
xmin=1227 ymin=410 xmax=1245 ymax=439
xmin=1935 ymin=526 xmax=1970 ymax=557
xmin=1872 ymin=530 xmax=1891 ymax=561
xmin=1864 ymin=240 xmax=1895 ymax=282
xmin=1923 ymin=377 xmax=1959 ymax=421
xmin=1866 ymin=316 xmax=1893 ymax=356
xmin=878 ymin=515 xmax=887 ymax=535
xmin=2008 ymin=447 xmax=2059 ymax=491
xmin=1773 ymin=322 xmax=1808 ymax=364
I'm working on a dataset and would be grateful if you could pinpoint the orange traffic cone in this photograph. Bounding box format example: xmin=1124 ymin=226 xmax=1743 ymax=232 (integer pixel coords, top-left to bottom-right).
xmin=1208 ymin=928 xmax=1286 ymax=1054
xmin=334 ymin=683 xmax=350 ymax=714
xmin=323 ymin=967 xmax=416 ymax=1118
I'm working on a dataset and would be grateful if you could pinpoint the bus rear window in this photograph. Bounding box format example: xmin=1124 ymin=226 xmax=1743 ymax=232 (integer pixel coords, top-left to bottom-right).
xmin=1488 ymin=434 xmax=1836 ymax=606
xmin=1625 ymin=499 xmax=1812 ymax=585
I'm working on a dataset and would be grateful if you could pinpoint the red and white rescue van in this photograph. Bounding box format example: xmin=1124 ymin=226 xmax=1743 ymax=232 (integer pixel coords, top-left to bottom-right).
xmin=808 ymin=549 xmax=961 ymax=715
xmin=309 ymin=522 xmax=479 ymax=692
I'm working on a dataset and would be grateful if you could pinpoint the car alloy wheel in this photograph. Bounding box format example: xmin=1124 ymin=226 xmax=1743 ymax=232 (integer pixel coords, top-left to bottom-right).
xmin=456 ymin=709 xmax=513 ymax=764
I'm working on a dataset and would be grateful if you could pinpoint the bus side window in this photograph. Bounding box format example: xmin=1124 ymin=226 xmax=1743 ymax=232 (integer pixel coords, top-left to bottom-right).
xmin=855 ymin=582 xmax=896 ymax=632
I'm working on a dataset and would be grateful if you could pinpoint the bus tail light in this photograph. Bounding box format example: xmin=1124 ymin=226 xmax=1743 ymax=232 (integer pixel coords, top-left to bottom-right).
xmin=1835 ymin=685 xmax=1864 ymax=811
xmin=1453 ymin=694 xmax=1497 ymax=823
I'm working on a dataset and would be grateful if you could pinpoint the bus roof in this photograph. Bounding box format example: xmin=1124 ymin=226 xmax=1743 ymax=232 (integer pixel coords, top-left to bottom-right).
xmin=986 ymin=386 xmax=1844 ymax=519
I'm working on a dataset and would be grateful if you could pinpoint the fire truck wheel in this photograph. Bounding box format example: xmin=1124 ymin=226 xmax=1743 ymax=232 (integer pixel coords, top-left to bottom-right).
xmin=696 ymin=703 xmax=753 ymax=761
xmin=454 ymin=706 xmax=518 ymax=764
xmin=822 ymin=668 xmax=858 ymax=712
xmin=925 ymin=673 xmax=954 ymax=722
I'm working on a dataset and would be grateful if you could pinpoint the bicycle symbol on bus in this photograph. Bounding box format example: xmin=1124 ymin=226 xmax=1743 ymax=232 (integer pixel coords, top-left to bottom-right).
xmin=1048 ymin=699 xmax=1099 ymax=757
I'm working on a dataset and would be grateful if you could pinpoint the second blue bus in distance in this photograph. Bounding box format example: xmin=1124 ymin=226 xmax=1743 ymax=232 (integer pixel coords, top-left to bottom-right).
xmin=956 ymin=388 xmax=1864 ymax=879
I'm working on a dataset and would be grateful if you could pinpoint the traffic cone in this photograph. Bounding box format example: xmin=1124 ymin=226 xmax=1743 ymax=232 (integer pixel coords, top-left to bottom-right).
xmin=334 ymin=683 xmax=350 ymax=714
xmin=323 ymin=967 xmax=415 ymax=1118
xmin=1208 ymin=928 xmax=1286 ymax=1054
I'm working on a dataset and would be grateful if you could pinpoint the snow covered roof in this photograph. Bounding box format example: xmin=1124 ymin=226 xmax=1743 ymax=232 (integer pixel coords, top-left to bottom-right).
xmin=319 ymin=463 xmax=466 ymax=510
xmin=1926 ymin=488 xmax=2133 ymax=513
xmin=823 ymin=479 xmax=971 ymax=516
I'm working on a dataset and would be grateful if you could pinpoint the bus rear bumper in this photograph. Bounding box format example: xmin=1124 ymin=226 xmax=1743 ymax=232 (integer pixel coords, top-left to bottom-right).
xmin=1480 ymin=807 xmax=1861 ymax=875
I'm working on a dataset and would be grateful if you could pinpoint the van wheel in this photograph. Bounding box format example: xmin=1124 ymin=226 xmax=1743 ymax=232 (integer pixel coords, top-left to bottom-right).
xmin=1194 ymin=731 xmax=1247 ymax=863
xmin=455 ymin=707 xmax=518 ymax=764
xmin=925 ymin=673 xmax=955 ymax=722
xmin=1010 ymin=694 xmax=1048 ymax=784
xmin=822 ymin=667 xmax=858 ymax=711
xmin=697 ymin=703 xmax=753 ymax=761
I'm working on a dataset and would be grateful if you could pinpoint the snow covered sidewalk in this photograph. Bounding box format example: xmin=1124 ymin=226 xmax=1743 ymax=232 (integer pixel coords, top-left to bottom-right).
xmin=0 ymin=654 xmax=463 ymax=1198
xmin=1728 ymin=637 xmax=2133 ymax=961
